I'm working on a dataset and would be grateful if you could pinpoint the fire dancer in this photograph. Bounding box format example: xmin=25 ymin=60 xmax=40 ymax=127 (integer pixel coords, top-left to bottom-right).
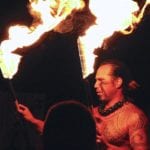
xmin=17 ymin=59 xmax=150 ymax=149
xmin=93 ymin=59 xmax=150 ymax=149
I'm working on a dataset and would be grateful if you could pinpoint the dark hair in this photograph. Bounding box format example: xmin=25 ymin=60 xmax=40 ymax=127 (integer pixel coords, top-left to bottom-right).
xmin=43 ymin=100 xmax=96 ymax=150
xmin=99 ymin=59 xmax=139 ymax=94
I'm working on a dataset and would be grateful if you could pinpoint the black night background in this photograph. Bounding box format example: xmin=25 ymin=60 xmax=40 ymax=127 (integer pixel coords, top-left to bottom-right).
xmin=0 ymin=0 xmax=150 ymax=149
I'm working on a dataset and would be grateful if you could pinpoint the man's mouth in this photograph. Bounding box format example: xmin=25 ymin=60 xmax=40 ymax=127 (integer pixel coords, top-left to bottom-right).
xmin=96 ymin=91 xmax=103 ymax=96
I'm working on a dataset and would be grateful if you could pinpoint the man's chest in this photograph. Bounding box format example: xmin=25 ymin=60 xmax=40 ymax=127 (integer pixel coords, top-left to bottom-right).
xmin=95 ymin=109 xmax=129 ymax=145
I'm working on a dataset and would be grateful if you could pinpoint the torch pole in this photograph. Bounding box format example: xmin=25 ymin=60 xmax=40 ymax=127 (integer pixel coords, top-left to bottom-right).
xmin=77 ymin=38 xmax=94 ymax=111
xmin=8 ymin=79 xmax=19 ymax=108
xmin=7 ymin=79 xmax=33 ymax=149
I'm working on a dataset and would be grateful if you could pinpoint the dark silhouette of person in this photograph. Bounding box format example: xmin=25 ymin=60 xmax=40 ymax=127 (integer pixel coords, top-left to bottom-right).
xmin=43 ymin=100 xmax=97 ymax=150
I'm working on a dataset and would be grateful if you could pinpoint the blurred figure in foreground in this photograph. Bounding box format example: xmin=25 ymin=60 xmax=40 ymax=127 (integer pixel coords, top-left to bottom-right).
xmin=43 ymin=100 xmax=97 ymax=150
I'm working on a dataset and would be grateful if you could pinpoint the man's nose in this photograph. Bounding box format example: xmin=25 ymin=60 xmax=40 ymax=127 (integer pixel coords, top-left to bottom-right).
xmin=94 ymin=81 xmax=98 ymax=88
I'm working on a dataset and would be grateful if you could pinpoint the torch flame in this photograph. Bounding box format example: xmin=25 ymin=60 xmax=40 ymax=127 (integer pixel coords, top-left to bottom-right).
xmin=78 ymin=0 xmax=150 ymax=78
xmin=0 ymin=0 xmax=149 ymax=79
xmin=0 ymin=0 xmax=85 ymax=79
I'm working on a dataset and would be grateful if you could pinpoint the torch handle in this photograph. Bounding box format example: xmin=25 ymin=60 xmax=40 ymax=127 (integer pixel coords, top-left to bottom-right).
xmin=8 ymin=79 xmax=19 ymax=108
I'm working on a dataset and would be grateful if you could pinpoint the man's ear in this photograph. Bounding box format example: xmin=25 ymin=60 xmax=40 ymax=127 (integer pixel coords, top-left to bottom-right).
xmin=115 ymin=77 xmax=123 ymax=88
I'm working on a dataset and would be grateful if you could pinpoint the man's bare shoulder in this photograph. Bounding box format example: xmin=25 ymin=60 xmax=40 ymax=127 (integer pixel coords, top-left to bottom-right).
xmin=122 ymin=102 xmax=149 ymax=128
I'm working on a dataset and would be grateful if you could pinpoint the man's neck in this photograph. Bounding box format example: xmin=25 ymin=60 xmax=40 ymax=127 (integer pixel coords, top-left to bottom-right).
xmin=105 ymin=93 xmax=124 ymax=109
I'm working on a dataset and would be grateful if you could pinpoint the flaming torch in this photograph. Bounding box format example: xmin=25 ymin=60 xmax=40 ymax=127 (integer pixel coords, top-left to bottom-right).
xmin=0 ymin=0 xmax=149 ymax=108
xmin=78 ymin=0 xmax=150 ymax=78
xmin=77 ymin=0 xmax=150 ymax=109
xmin=0 ymin=0 xmax=85 ymax=106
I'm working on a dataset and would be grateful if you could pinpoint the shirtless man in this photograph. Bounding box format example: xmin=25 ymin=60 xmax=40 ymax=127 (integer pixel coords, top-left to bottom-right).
xmin=93 ymin=59 xmax=150 ymax=149
xmin=17 ymin=59 xmax=150 ymax=149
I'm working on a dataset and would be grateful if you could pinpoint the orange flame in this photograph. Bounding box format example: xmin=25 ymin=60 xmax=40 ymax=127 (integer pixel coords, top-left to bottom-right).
xmin=0 ymin=0 xmax=149 ymax=79
xmin=0 ymin=0 xmax=85 ymax=79
xmin=78 ymin=0 xmax=150 ymax=78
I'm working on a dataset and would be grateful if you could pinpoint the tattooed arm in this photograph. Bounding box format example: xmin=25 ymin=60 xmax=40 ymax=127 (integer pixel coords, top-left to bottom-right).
xmin=129 ymin=113 xmax=150 ymax=150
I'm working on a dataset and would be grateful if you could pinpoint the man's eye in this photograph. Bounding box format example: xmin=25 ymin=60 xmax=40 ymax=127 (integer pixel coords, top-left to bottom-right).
xmin=100 ymin=81 xmax=109 ymax=85
xmin=101 ymin=82 xmax=106 ymax=85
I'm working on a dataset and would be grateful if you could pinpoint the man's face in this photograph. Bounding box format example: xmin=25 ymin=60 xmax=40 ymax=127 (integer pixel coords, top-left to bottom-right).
xmin=94 ymin=64 xmax=118 ymax=102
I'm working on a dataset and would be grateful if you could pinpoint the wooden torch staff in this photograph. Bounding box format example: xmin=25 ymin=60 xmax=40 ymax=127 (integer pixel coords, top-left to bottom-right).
xmin=8 ymin=79 xmax=19 ymax=109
